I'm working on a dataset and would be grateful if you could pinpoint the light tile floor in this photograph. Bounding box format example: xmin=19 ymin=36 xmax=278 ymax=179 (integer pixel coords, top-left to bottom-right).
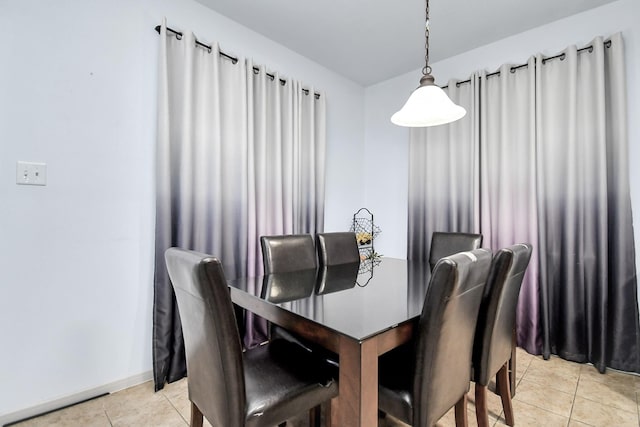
xmin=10 ymin=348 xmax=640 ymax=427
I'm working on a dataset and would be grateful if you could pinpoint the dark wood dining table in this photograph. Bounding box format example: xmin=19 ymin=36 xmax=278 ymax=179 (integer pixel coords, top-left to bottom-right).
xmin=228 ymin=257 xmax=432 ymax=427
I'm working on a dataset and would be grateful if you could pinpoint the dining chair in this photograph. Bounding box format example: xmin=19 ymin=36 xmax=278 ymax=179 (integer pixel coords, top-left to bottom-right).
xmin=260 ymin=234 xmax=320 ymax=350
xmin=316 ymin=232 xmax=360 ymax=265
xmin=165 ymin=248 xmax=338 ymax=427
xmin=260 ymin=234 xmax=317 ymax=273
xmin=472 ymin=243 xmax=532 ymax=427
xmin=428 ymin=231 xmax=483 ymax=271
xmin=378 ymin=248 xmax=493 ymax=427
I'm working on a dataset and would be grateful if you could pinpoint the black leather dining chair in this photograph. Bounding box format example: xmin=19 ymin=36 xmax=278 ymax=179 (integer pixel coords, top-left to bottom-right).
xmin=260 ymin=234 xmax=318 ymax=273
xmin=428 ymin=231 xmax=483 ymax=271
xmin=378 ymin=249 xmax=492 ymax=427
xmin=260 ymin=234 xmax=320 ymax=351
xmin=472 ymin=243 xmax=532 ymax=427
xmin=165 ymin=248 xmax=338 ymax=427
xmin=316 ymin=232 xmax=360 ymax=266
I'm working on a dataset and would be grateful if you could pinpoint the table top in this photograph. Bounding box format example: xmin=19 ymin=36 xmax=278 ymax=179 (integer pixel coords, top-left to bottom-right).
xmin=228 ymin=257 xmax=432 ymax=341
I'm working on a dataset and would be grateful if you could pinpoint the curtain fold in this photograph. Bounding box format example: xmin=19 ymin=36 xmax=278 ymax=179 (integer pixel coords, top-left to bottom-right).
xmin=153 ymin=21 xmax=327 ymax=390
xmin=407 ymin=76 xmax=480 ymax=261
xmin=479 ymin=59 xmax=541 ymax=354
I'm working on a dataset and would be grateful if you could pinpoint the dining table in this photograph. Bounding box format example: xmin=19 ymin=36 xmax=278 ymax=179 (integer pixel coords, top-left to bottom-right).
xmin=227 ymin=257 xmax=516 ymax=427
xmin=227 ymin=257 xmax=430 ymax=427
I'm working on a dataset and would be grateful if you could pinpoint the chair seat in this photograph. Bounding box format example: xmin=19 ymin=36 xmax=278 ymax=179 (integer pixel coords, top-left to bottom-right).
xmin=244 ymin=339 xmax=338 ymax=427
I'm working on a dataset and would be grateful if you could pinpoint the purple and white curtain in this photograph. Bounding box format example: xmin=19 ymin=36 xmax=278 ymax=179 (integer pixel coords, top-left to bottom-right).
xmin=408 ymin=33 xmax=640 ymax=373
xmin=153 ymin=20 xmax=326 ymax=390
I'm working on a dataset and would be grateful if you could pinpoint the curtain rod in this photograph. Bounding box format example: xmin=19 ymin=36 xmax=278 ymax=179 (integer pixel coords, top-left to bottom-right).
xmin=445 ymin=39 xmax=613 ymax=89
xmin=155 ymin=25 xmax=321 ymax=99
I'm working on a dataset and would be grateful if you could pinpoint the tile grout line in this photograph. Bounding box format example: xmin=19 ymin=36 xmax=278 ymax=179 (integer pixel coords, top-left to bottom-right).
xmin=514 ymin=356 xmax=580 ymax=423
xmin=567 ymin=368 xmax=580 ymax=426
xmin=572 ymin=371 xmax=639 ymax=425
xmin=637 ymin=393 xmax=640 ymax=427
xmin=103 ymin=407 xmax=114 ymax=427
xmin=162 ymin=393 xmax=189 ymax=426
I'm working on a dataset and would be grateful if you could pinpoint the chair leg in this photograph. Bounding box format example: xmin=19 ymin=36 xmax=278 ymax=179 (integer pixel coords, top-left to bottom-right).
xmin=454 ymin=394 xmax=468 ymax=427
xmin=509 ymin=328 xmax=517 ymax=397
xmin=323 ymin=402 xmax=332 ymax=427
xmin=308 ymin=404 xmax=321 ymax=427
xmin=190 ymin=402 xmax=203 ymax=427
xmin=497 ymin=363 xmax=515 ymax=426
xmin=474 ymin=383 xmax=490 ymax=427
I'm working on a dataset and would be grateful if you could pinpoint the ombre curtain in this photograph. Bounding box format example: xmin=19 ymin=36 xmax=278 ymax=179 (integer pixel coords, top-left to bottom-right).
xmin=153 ymin=20 xmax=326 ymax=390
xmin=407 ymin=33 xmax=640 ymax=373
xmin=535 ymin=34 xmax=639 ymax=372
xmin=407 ymin=76 xmax=481 ymax=261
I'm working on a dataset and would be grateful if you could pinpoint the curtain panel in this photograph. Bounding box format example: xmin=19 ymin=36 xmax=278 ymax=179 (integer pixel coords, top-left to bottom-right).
xmin=153 ymin=21 xmax=327 ymax=390
xmin=479 ymin=59 xmax=542 ymax=354
xmin=407 ymin=33 xmax=640 ymax=373
xmin=535 ymin=34 xmax=639 ymax=372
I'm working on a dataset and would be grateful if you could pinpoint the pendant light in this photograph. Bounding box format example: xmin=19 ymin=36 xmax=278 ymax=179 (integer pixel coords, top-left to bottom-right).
xmin=391 ymin=0 xmax=466 ymax=127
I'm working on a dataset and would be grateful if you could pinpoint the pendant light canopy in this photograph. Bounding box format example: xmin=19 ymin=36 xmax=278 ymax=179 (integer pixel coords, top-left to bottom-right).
xmin=391 ymin=0 xmax=466 ymax=127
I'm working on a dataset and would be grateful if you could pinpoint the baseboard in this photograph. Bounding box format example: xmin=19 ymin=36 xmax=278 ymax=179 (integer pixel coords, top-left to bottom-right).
xmin=0 ymin=370 xmax=154 ymax=426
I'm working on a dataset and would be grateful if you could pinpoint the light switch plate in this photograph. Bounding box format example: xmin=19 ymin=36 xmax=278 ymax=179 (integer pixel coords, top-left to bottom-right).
xmin=16 ymin=161 xmax=47 ymax=186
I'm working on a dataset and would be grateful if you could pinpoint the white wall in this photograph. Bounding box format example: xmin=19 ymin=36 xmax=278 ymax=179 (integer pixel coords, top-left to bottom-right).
xmin=0 ymin=0 xmax=363 ymax=422
xmin=364 ymin=0 xmax=640 ymax=280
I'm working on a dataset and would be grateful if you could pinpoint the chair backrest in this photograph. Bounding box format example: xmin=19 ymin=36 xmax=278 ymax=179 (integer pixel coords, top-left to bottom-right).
xmin=428 ymin=231 xmax=483 ymax=271
xmin=473 ymin=243 xmax=533 ymax=385
xmin=165 ymin=248 xmax=246 ymax=427
xmin=260 ymin=234 xmax=317 ymax=274
xmin=413 ymin=248 xmax=492 ymax=426
xmin=316 ymin=232 xmax=360 ymax=266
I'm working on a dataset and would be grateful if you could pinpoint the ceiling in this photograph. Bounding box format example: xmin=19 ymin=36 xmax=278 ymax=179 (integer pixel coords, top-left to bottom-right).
xmin=194 ymin=0 xmax=618 ymax=86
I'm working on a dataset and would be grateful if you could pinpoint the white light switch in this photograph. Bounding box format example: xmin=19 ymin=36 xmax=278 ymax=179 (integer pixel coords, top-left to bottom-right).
xmin=16 ymin=161 xmax=47 ymax=186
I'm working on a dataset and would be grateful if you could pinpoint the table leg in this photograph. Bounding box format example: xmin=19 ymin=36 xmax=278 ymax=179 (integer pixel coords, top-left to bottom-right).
xmin=332 ymin=336 xmax=378 ymax=427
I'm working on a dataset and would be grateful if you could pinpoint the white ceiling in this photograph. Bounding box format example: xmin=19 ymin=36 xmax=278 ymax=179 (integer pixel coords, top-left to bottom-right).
xmin=194 ymin=0 xmax=619 ymax=86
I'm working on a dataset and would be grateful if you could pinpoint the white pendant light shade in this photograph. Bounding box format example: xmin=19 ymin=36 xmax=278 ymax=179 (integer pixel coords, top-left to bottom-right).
xmin=391 ymin=0 xmax=466 ymax=128
xmin=391 ymin=83 xmax=466 ymax=127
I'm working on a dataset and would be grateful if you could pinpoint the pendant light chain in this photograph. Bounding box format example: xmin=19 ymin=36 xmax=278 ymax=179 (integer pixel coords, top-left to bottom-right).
xmin=423 ymin=0 xmax=431 ymax=76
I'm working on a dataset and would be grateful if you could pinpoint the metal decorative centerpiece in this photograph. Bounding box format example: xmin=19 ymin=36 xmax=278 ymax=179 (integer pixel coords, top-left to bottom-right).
xmin=350 ymin=208 xmax=382 ymax=285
